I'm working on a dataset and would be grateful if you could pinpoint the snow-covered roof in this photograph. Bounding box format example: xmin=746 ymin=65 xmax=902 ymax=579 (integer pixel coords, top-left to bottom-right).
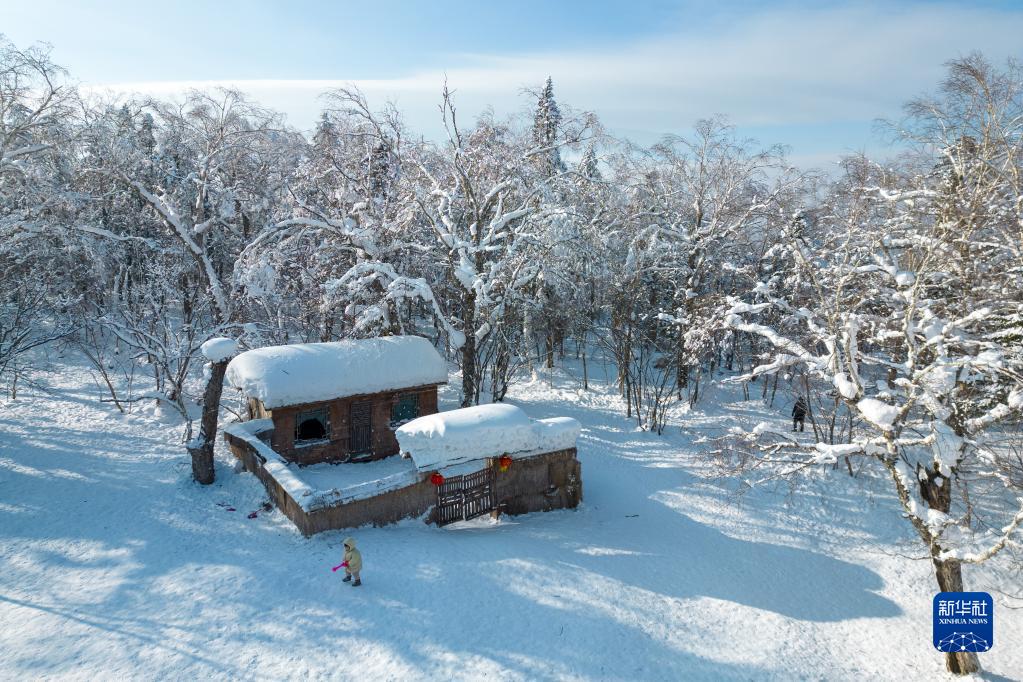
xmin=225 ymin=336 xmax=447 ymax=409
xmin=395 ymin=403 xmax=580 ymax=471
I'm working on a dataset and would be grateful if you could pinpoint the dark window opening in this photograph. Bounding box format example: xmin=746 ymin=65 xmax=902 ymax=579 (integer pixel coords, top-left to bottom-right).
xmin=295 ymin=408 xmax=329 ymax=443
xmin=391 ymin=392 xmax=420 ymax=427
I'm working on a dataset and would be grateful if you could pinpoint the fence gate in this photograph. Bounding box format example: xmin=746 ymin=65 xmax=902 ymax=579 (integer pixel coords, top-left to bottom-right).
xmin=349 ymin=400 xmax=373 ymax=455
xmin=435 ymin=467 xmax=495 ymax=525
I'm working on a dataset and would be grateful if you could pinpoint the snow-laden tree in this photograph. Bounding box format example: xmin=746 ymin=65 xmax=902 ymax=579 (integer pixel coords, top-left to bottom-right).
xmin=102 ymin=88 xmax=297 ymax=328
xmin=76 ymin=89 xmax=300 ymax=482
xmin=521 ymin=79 xmax=603 ymax=376
xmin=724 ymin=56 xmax=1023 ymax=675
xmin=235 ymin=89 xmax=405 ymax=344
xmin=548 ymin=140 xmax=616 ymax=390
xmin=0 ymin=37 xmax=78 ymax=392
xmin=0 ymin=37 xmax=73 ymax=179
xmin=334 ymin=88 xmax=543 ymax=405
xmin=594 ymin=119 xmax=806 ymax=428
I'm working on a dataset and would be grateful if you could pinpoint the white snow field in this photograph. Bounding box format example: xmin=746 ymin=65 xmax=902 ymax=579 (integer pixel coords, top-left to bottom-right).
xmin=1 ymin=356 xmax=1020 ymax=681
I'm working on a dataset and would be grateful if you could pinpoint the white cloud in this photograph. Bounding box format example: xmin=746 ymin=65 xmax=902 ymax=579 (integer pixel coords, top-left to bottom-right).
xmin=81 ymin=4 xmax=1023 ymax=162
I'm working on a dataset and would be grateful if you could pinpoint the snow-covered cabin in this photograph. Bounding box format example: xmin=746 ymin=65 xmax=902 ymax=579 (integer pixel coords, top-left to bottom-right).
xmin=225 ymin=336 xmax=447 ymax=465
xmin=221 ymin=336 xmax=583 ymax=535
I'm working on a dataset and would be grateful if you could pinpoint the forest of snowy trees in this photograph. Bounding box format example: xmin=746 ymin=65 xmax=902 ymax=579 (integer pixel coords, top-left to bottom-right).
xmin=3 ymin=37 xmax=1022 ymax=674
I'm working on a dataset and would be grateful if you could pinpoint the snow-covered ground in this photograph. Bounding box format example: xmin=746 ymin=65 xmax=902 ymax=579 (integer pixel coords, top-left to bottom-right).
xmin=1 ymin=354 xmax=1020 ymax=680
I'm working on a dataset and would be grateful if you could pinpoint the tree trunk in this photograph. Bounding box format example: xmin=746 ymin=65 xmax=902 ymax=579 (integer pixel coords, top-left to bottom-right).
xmin=188 ymin=358 xmax=229 ymax=485
xmin=581 ymin=341 xmax=589 ymax=391
xmin=491 ymin=333 xmax=510 ymax=402
xmin=933 ymin=557 xmax=981 ymax=675
xmin=919 ymin=460 xmax=981 ymax=675
xmin=676 ymin=337 xmax=688 ymax=400
xmin=523 ymin=305 xmax=535 ymax=379
xmin=461 ymin=290 xmax=477 ymax=407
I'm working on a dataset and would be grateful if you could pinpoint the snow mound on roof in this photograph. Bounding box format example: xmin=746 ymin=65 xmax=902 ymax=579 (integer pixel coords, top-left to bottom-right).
xmin=225 ymin=336 xmax=447 ymax=409
xmin=395 ymin=403 xmax=580 ymax=471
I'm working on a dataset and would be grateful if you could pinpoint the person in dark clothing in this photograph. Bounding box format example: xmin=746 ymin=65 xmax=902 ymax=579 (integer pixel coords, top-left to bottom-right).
xmin=792 ymin=396 xmax=808 ymax=432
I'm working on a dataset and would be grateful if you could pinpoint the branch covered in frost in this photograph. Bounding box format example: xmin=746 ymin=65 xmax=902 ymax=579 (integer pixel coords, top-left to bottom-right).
xmin=939 ymin=503 xmax=1023 ymax=564
xmin=324 ymin=262 xmax=466 ymax=348
xmin=124 ymin=178 xmax=233 ymax=323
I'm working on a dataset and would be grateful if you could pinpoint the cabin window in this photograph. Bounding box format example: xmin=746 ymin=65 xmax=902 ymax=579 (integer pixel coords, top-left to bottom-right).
xmin=390 ymin=392 xmax=420 ymax=426
xmin=294 ymin=408 xmax=329 ymax=444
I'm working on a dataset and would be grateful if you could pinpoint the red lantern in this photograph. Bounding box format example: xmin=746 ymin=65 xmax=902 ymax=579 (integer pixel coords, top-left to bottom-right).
xmin=430 ymin=472 xmax=445 ymax=486
xmin=498 ymin=455 xmax=512 ymax=472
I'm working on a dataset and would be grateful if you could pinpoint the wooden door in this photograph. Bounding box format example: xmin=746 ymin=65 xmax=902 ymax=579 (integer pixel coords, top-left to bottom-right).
xmin=461 ymin=467 xmax=495 ymax=520
xmin=350 ymin=400 xmax=372 ymax=455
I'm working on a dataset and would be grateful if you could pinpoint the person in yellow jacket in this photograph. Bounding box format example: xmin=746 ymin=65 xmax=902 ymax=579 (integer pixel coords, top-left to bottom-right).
xmin=341 ymin=537 xmax=362 ymax=587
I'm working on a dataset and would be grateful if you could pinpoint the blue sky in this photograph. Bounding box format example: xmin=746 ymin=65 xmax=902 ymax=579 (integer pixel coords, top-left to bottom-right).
xmin=5 ymin=1 xmax=1023 ymax=167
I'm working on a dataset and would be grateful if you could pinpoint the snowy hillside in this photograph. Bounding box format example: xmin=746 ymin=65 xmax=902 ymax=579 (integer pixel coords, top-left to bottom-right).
xmin=1 ymin=356 xmax=1019 ymax=681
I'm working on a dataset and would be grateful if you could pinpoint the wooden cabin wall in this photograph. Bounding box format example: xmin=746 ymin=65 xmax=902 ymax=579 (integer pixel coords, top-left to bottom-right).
xmin=264 ymin=385 xmax=440 ymax=465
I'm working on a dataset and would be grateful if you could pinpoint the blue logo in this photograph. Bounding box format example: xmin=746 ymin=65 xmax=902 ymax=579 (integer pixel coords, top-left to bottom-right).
xmin=933 ymin=592 xmax=993 ymax=653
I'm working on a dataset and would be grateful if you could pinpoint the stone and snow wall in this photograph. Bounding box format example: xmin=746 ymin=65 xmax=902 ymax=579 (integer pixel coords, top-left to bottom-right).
xmin=224 ymin=422 xmax=581 ymax=536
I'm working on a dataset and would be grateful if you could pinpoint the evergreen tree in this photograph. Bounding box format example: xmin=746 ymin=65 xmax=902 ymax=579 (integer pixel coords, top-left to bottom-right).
xmin=532 ymin=76 xmax=564 ymax=178
xmin=364 ymin=136 xmax=396 ymax=201
xmin=312 ymin=112 xmax=337 ymax=151
xmin=578 ymin=144 xmax=601 ymax=181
